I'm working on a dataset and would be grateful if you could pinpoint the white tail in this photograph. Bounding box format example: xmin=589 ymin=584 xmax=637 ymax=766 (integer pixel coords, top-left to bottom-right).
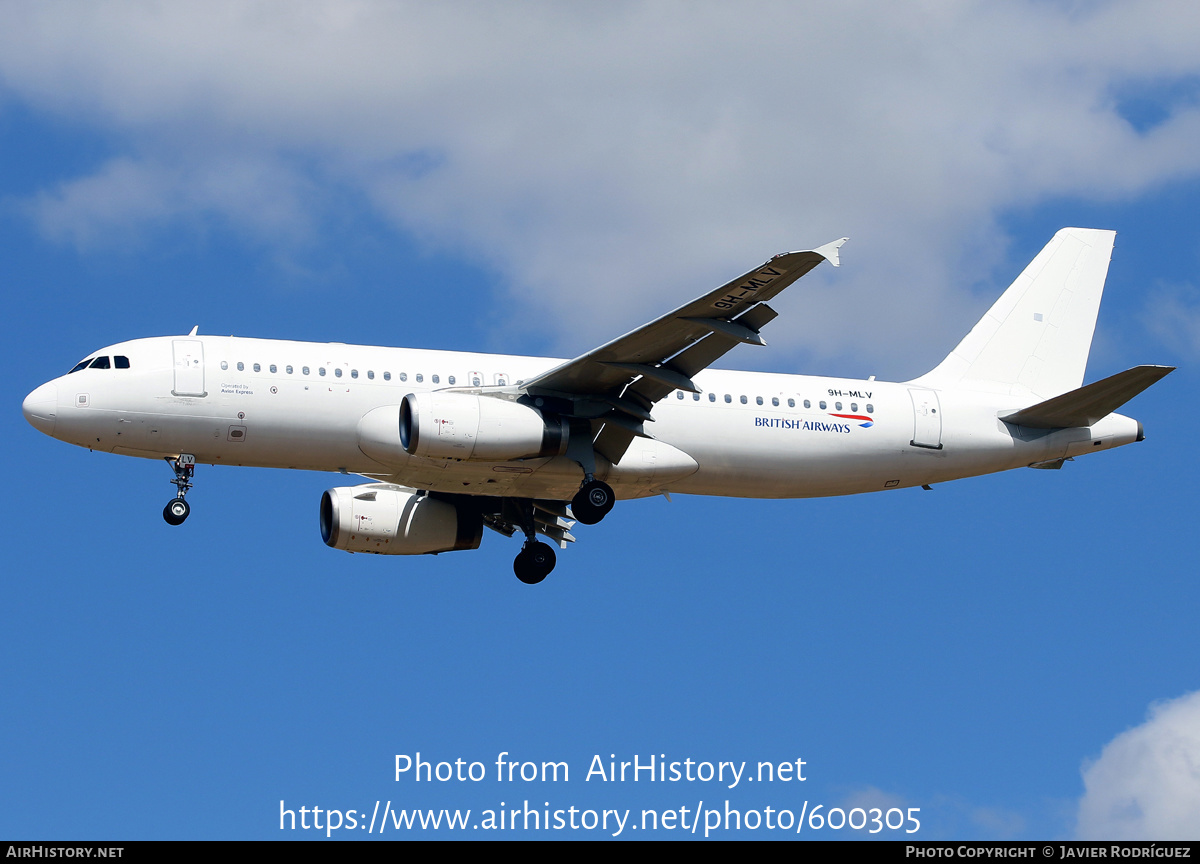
xmin=914 ymin=228 xmax=1116 ymax=399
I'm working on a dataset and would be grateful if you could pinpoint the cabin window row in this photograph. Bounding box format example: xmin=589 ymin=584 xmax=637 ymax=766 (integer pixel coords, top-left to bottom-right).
xmin=674 ymin=390 xmax=874 ymax=414
xmin=217 ymin=360 xmax=489 ymax=386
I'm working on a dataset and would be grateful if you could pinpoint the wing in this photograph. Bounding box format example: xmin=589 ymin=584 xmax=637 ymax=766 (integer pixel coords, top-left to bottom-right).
xmin=520 ymin=238 xmax=847 ymax=463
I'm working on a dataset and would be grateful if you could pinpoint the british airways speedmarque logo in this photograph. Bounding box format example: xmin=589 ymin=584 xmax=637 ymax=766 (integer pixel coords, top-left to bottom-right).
xmin=829 ymin=413 xmax=874 ymax=428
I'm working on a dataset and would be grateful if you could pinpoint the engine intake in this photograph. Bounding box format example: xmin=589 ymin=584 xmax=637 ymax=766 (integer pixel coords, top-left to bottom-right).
xmin=399 ymin=391 xmax=568 ymax=461
xmin=320 ymin=485 xmax=482 ymax=555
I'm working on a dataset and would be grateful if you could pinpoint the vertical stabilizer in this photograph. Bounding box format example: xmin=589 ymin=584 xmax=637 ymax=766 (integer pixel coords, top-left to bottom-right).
xmin=914 ymin=228 xmax=1116 ymax=399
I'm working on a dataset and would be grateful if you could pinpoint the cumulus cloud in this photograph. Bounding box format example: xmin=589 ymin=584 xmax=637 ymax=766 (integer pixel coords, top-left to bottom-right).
xmin=1141 ymin=284 xmax=1200 ymax=361
xmin=25 ymin=156 xmax=317 ymax=250
xmin=2 ymin=2 xmax=1200 ymax=368
xmin=1076 ymin=690 xmax=1200 ymax=840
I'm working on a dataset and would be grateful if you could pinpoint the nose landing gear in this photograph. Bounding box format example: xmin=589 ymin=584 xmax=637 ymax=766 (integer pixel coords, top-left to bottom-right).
xmin=163 ymin=454 xmax=195 ymax=526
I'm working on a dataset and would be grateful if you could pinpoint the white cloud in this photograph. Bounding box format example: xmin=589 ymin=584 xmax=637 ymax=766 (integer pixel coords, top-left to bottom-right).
xmin=2 ymin=2 xmax=1200 ymax=368
xmin=833 ymin=785 xmax=913 ymax=837
xmin=1076 ymin=690 xmax=1200 ymax=840
xmin=25 ymin=156 xmax=316 ymax=250
xmin=1141 ymin=284 xmax=1200 ymax=362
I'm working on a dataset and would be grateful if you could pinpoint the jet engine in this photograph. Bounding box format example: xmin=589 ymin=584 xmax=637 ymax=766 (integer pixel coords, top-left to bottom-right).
xmin=398 ymin=392 xmax=568 ymax=461
xmin=320 ymin=485 xmax=482 ymax=555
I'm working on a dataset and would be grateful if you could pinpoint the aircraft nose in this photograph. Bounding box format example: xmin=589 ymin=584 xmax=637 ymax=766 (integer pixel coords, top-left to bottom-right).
xmin=22 ymin=382 xmax=58 ymax=436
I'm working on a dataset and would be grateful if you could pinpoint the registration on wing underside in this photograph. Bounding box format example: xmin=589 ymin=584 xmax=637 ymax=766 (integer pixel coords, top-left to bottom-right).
xmin=518 ymin=241 xmax=847 ymax=464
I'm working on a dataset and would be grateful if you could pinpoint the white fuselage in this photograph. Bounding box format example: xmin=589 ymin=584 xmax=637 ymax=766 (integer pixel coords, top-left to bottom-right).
xmin=23 ymin=334 xmax=1142 ymax=502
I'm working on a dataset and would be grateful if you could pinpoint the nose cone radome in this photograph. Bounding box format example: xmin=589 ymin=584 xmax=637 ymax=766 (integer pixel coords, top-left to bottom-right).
xmin=22 ymin=382 xmax=58 ymax=436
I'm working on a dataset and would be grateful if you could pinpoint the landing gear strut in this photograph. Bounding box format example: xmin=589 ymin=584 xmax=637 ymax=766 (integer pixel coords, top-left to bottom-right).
xmin=163 ymin=454 xmax=195 ymax=526
xmin=510 ymin=498 xmax=557 ymax=584
xmin=572 ymin=476 xmax=615 ymax=525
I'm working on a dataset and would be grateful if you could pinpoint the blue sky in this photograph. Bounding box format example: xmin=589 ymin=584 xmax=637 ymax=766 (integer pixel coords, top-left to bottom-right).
xmin=3 ymin=3 xmax=1199 ymax=840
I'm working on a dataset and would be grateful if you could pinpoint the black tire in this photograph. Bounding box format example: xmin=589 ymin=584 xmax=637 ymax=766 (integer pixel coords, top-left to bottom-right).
xmin=513 ymin=541 xmax=556 ymax=584
xmin=572 ymin=479 xmax=615 ymax=525
xmin=163 ymin=497 xmax=190 ymax=526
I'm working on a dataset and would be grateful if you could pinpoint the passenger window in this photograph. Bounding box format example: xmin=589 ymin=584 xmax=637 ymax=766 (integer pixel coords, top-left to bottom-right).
xmin=69 ymin=359 xmax=92 ymax=373
xmin=835 ymin=402 xmax=842 ymax=411
xmin=384 ymin=371 xmax=392 ymax=381
xmin=866 ymin=404 xmax=874 ymax=414
xmin=367 ymin=370 xmax=374 ymax=380
xmin=253 ymin=363 xmax=261 ymax=372
xmin=708 ymin=393 xmax=716 ymax=402
xmin=285 ymin=365 xmax=293 ymax=374
xmin=756 ymin=396 xmax=763 ymax=405
xmin=804 ymin=399 xmax=811 ymax=408
xmin=269 ymin=364 xmax=277 ymax=373
xmin=693 ymin=393 xmax=700 ymax=401
xmin=819 ymin=401 xmax=827 ymax=410
xmin=740 ymin=395 xmax=747 ymax=404
xmin=416 ymin=374 xmax=424 ymax=383
xmin=400 ymin=373 xmax=407 ymax=382
xmin=319 ymin=368 xmax=326 ymax=377
xmin=237 ymin=362 xmax=244 ymax=371
xmin=676 ymin=391 xmax=684 ymax=400
xmin=724 ymin=394 xmax=732 ymax=403
xmin=221 ymin=361 xmax=229 ymax=370
xmin=788 ymin=398 xmax=795 ymax=408
xmin=850 ymin=402 xmax=857 ymax=412
xmin=432 ymin=374 xmax=440 ymax=384
xmin=351 ymin=369 xmax=360 ymax=379
xmin=114 ymin=356 xmax=131 ymax=369
xmin=448 ymin=375 xmax=456 ymax=385
xmin=335 ymin=368 xmax=343 ymax=378
xmin=302 ymin=367 xmax=310 ymax=375
xmin=771 ymin=397 xmax=778 ymax=406
xmin=89 ymin=357 xmax=111 ymax=369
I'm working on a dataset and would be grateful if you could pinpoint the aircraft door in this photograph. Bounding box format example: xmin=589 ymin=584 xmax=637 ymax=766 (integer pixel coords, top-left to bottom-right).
xmin=908 ymin=388 xmax=943 ymax=450
xmin=172 ymin=340 xmax=207 ymax=397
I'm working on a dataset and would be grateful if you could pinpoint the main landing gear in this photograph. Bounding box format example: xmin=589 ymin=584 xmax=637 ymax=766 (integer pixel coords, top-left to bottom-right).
xmin=571 ymin=476 xmax=614 ymax=525
xmin=507 ymin=478 xmax=613 ymax=583
xmin=514 ymin=539 xmax=556 ymax=585
xmin=510 ymin=498 xmax=557 ymax=585
xmin=162 ymin=454 xmax=196 ymax=526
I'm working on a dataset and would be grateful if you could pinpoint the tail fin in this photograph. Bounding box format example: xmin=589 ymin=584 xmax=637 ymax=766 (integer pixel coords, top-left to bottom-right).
xmin=914 ymin=228 xmax=1116 ymax=399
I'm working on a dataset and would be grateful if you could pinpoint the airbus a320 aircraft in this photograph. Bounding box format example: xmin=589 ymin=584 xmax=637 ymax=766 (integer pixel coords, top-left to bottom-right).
xmin=23 ymin=228 xmax=1172 ymax=584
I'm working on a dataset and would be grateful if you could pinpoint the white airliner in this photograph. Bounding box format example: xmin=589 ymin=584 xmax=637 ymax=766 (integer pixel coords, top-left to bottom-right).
xmin=23 ymin=228 xmax=1172 ymax=583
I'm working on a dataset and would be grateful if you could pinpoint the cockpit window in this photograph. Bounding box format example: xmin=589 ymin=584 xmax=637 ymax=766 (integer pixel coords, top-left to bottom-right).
xmin=69 ymin=359 xmax=93 ymax=373
xmin=114 ymin=356 xmax=130 ymax=369
xmin=89 ymin=356 xmax=111 ymax=369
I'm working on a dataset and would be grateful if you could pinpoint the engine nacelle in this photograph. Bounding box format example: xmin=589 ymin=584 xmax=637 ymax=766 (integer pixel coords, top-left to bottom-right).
xmin=399 ymin=391 xmax=568 ymax=461
xmin=320 ymin=485 xmax=482 ymax=555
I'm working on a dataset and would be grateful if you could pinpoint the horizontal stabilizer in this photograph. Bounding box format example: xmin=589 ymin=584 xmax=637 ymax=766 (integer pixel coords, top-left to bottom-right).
xmin=1000 ymin=365 xmax=1174 ymax=429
